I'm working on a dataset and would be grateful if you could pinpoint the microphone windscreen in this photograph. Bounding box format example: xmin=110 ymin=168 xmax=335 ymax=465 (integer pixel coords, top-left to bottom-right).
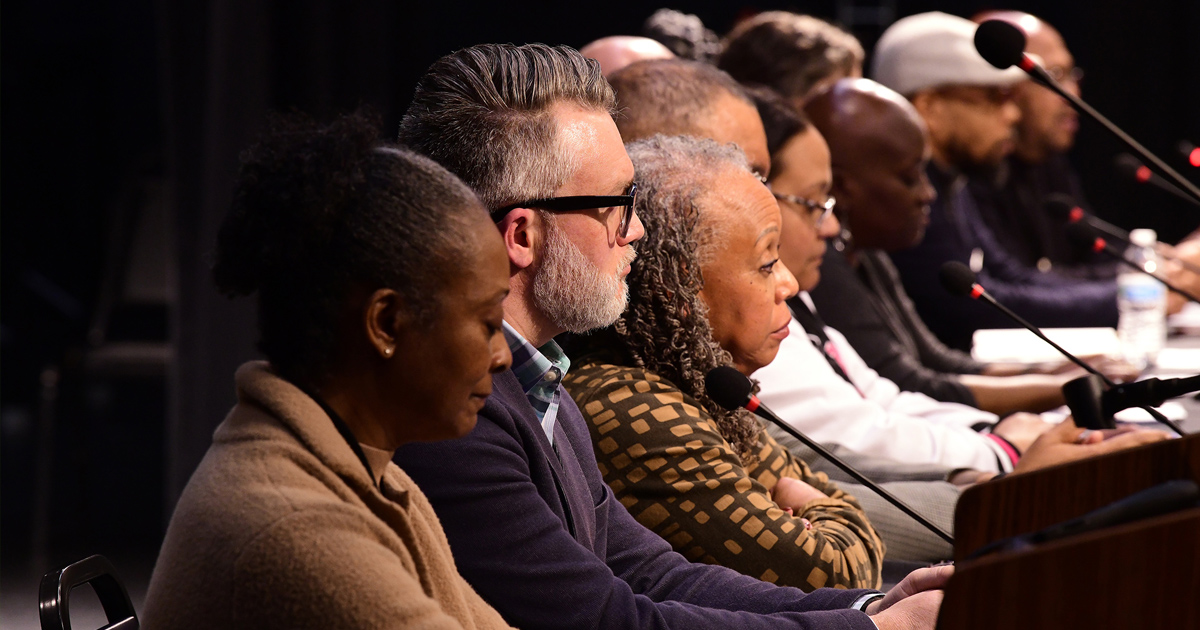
xmin=1043 ymin=193 xmax=1079 ymax=221
xmin=974 ymin=20 xmax=1027 ymax=70
xmin=939 ymin=261 xmax=978 ymax=297
xmin=704 ymin=366 xmax=754 ymax=411
xmin=1064 ymin=220 xmax=1101 ymax=252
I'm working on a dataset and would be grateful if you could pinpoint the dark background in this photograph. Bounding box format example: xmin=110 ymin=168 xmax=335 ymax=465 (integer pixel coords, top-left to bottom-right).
xmin=3 ymin=0 xmax=1198 ymax=586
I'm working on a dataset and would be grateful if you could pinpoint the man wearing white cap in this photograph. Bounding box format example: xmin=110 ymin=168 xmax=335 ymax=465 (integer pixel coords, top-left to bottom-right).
xmin=873 ymin=11 xmax=1120 ymax=353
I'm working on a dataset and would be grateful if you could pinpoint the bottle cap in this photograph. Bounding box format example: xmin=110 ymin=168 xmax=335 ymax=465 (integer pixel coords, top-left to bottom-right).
xmin=1129 ymin=228 xmax=1157 ymax=247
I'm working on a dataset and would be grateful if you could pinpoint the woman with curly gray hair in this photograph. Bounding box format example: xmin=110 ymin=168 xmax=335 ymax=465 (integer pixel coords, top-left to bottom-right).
xmin=563 ymin=134 xmax=884 ymax=591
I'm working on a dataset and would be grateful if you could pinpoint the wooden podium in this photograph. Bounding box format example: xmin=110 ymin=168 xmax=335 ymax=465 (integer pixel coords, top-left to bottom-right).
xmin=937 ymin=434 xmax=1200 ymax=629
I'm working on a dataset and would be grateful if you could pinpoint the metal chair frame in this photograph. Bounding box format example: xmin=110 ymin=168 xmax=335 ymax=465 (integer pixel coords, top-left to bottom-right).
xmin=39 ymin=554 xmax=139 ymax=630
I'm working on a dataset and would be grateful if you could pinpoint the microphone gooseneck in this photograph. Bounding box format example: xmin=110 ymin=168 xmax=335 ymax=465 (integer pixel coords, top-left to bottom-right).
xmin=704 ymin=366 xmax=955 ymax=545
xmin=1051 ymin=196 xmax=1200 ymax=274
xmin=974 ymin=20 xmax=1200 ymax=207
xmin=1043 ymin=194 xmax=1083 ymax=222
xmin=1063 ymin=223 xmax=1200 ymax=304
xmin=937 ymin=261 xmax=1186 ymax=435
xmin=1114 ymin=153 xmax=1200 ymax=206
xmin=1044 ymin=194 xmax=1131 ymax=242
xmin=1063 ymin=221 xmax=1107 ymax=254
xmin=939 ymin=261 xmax=1107 ymax=379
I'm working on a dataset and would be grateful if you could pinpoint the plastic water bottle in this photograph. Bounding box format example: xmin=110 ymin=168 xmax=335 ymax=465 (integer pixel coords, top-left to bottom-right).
xmin=1117 ymin=228 xmax=1167 ymax=369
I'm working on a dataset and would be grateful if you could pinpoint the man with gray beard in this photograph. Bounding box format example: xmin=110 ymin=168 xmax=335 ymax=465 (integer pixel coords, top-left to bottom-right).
xmin=394 ymin=43 xmax=947 ymax=630
xmin=533 ymin=213 xmax=637 ymax=333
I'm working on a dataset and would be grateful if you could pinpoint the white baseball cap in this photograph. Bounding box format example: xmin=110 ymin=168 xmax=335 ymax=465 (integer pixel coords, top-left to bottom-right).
xmin=871 ymin=12 xmax=1026 ymax=95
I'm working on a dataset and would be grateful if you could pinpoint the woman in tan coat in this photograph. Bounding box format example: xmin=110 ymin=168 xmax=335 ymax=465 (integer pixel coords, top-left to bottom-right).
xmin=141 ymin=111 xmax=515 ymax=629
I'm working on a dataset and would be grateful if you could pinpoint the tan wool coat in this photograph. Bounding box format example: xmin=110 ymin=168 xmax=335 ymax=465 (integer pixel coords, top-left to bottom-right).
xmin=141 ymin=361 xmax=512 ymax=630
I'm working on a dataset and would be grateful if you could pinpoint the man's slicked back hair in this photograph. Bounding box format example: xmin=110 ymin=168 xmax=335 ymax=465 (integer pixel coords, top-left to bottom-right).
xmin=398 ymin=43 xmax=616 ymax=211
xmin=607 ymin=58 xmax=753 ymax=143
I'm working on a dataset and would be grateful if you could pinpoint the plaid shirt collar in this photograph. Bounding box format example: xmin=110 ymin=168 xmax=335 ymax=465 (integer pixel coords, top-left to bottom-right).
xmin=502 ymin=321 xmax=571 ymax=444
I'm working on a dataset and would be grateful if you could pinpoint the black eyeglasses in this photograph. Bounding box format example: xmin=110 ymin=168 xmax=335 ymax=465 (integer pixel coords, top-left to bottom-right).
xmin=490 ymin=182 xmax=639 ymax=239
xmin=772 ymin=191 xmax=836 ymax=229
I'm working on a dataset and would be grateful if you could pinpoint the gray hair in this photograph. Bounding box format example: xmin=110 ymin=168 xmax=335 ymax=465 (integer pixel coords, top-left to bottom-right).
xmin=615 ymin=134 xmax=766 ymax=462
xmin=625 ymin=134 xmax=751 ymax=263
xmin=398 ymin=43 xmax=616 ymax=210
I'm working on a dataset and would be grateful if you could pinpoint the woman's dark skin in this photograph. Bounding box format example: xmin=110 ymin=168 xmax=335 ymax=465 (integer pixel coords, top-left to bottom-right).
xmin=319 ymin=215 xmax=513 ymax=451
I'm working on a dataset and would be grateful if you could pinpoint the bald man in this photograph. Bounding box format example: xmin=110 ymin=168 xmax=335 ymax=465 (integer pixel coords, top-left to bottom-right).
xmin=608 ymin=58 xmax=771 ymax=176
xmin=803 ymin=78 xmax=1081 ymax=416
xmin=966 ymin=12 xmax=1114 ymax=277
xmin=579 ymin=36 xmax=674 ymax=77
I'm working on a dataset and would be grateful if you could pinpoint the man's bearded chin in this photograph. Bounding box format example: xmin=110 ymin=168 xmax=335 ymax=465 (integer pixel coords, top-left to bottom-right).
xmin=532 ymin=222 xmax=636 ymax=334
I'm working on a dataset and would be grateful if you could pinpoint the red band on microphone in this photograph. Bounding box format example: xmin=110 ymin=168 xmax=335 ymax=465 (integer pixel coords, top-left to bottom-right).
xmin=970 ymin=284 xmax=984 ymax=299
xmin=1136 ymin=166 xmax=1152 ymax=183
xmin=1068 ymin=207 xmax=1084 ymax=222
xmin=1018 ymin=55 xmax=1036 ymax=71
xmin=745 ymin=396 xmax=760 ymax=413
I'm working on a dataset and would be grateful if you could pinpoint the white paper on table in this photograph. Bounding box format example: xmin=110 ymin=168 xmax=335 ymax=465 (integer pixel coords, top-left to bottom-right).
xmin=1113 ymin=401 xmax=1188 ymax=423
xmin=972 ymin=327 xmax=1120 ymax=364
xmin=1153 ymin=347 xmax=1200 ymax=374
xmin=1167 ymin=301 xmax=1200 ymax=330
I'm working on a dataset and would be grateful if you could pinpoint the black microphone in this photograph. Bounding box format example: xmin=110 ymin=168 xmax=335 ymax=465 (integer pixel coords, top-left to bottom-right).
xmin=1182 ymin=140 xmax=1199 ymax=168
xmin=973 ymin=19 xmax=1026 ymax=69
xmin=1044 ymin=194 xmax=1130 ymax=242
xmin=974 ymin=20 xmax=1200 ymax=206
xmin=1103 ymin=375 xmax=1200 ymax=417
xmin=939 ymin=260 xmax=1186 ymax=435
xmin=1114 ymin=153 xmax=1200 ymax=207
xmin=939 ymin=262 xmax=1100 ymax=376
xmin=1048 ymin=194 xmax=1200 ymax=274
xmin=704 ymin=365 xmax=955 ymax=545
xmin=1064 ymin=222 xmax=1200 ymax=303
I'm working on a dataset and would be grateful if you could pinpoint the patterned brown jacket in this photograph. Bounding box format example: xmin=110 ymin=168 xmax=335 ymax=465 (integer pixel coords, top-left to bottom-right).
xmin=564 ymin=360 xmax=885 ymax=591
